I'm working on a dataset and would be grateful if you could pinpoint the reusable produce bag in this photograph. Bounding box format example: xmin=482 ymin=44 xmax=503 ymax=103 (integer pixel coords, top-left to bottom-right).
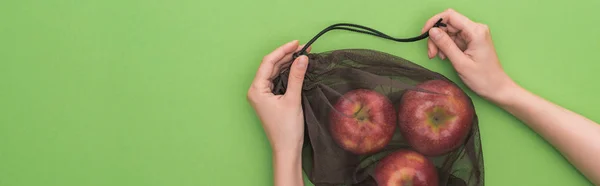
xmin=271 ymin=19 xmax=484 ymax=186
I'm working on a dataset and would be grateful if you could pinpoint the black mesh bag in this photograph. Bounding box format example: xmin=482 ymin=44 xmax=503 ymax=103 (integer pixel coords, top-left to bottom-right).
xmin=272 ymin=19 xmax=484 ymax=186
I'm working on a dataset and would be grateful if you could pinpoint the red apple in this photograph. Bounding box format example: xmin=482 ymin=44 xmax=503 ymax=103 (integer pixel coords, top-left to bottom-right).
xmin=329 ymin=89 xmax=396 ymax=155
xmin=398 ymin=79 xmax=474 ymax=156
xmin=374 ymin=149 xmax=438 ymax=186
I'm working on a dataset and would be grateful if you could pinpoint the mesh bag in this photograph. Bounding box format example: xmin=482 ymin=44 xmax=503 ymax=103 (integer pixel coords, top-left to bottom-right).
xmin=271 ymin=20 xmax=484 ymax=186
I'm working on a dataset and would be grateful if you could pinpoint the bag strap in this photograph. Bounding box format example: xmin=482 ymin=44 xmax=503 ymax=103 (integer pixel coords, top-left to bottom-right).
xmin=293 ymin=18 xmax=447 ymax=59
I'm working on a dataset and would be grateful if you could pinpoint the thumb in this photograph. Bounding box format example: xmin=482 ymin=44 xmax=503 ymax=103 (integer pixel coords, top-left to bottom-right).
xmin=284 ymin=55 xmax=308 ymax=100
xmin=429 ymin=28 xmax=470 ymax=65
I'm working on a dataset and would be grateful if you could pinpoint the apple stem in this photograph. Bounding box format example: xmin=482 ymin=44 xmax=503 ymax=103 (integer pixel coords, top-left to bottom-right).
xmin=354 ymin=105 xmax=365 ymax=117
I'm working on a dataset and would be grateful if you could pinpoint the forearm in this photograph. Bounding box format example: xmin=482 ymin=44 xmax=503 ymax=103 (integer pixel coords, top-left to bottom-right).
xmin=272 ymin=148 xmax=304 ymax=186
xmin=497 ymin=85 xmax=600 ymax=185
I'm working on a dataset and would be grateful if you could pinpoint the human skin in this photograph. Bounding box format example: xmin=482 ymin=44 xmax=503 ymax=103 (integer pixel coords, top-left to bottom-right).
xmin=422 ymin=9 xmax=600 ymax=185
xmin=247 ymin=9 xmax=600 ymax=186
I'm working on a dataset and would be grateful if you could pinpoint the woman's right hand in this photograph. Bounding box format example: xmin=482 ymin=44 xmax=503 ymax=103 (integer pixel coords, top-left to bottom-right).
xmin=422 ymin=9 xmax=517 ymax=105
xmin=423 ymin=10 xmax=600 ymax=185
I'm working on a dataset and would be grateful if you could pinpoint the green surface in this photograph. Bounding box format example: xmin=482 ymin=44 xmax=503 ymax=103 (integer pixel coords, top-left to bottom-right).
xmin=1 ymin=0 xmax=599 ymax=185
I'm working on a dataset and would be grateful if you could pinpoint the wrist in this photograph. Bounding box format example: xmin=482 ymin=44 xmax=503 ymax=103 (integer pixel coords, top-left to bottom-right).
xmin=271 ymin=138 xmax=304 ymax=155
xmin=487 ymin=79 xmax=521 ymax=107
xmin=272 ymin=144 xmax=304 ymax=186
xmin=273 ymin=145 xmax=302 ymax=160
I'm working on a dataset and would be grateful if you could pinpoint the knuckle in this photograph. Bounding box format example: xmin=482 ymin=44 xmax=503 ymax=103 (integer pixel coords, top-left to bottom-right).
xmin=479 ymin=24 xmax=490 ymax=32
xmin=446 ymin=8 xmax=456 ymax=13
xmin=469 ymin=24 xmax=490 ymax=39
xmin=246 ymin=90 xmax=254 ymax=102
xmin=262 ymin=53 xmax=277 ymax=63
xmin=246 ymin=93 xmax=254 ymax=103
xmin=261 ymin=55 xmax=270 ymax=62
xmin=477 ymin=24 xmax=490 ymax=34
xmin=246 ymin=86 xmax=257 ymax=102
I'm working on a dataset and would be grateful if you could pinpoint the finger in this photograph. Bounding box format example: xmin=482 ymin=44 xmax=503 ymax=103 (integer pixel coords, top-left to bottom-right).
xmin=283 ymin=55 xmax=309 ymax=100
xmin=446 ymin=25 xmax=462 ymax=34
xmin=451 ymin=36 xmax=468 ymax=51
xmin=271 ymin=44 xmax=312 ymax=78
xmin=421 ymin=9 xmax=477 ymax=34
xmin=438 ymin=52 xmax=447 ymax=60
xmin=280 ymin=44 xmax=311 ymax=66
xmin=427 ymin=39 xmax=438 ymax=59
xmin=429 ymin=27 xmax=470 ymax=66
xmin=253 ymin=40 xmax=299 ymax=89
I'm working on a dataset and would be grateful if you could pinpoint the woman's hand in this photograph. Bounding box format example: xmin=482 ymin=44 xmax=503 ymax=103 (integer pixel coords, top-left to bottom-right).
xmin=247 ymin=40 xmax=309 ymax=153
xmin=422 ymin=9 xmax=517 ymax=105
xmin=247 ymin=40 xmax=310 ymax=186
xmin=423 ymin=9 xmax=600 ymax=185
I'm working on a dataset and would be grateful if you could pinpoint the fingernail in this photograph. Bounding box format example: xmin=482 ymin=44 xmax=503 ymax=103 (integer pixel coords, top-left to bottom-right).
xmin=428 ymin=50 xmax=433 ymax=59
xmin=430 ymin=28 xmax=441 ymax=41
xmin=296 ymin=56 xmax=307 ymax=69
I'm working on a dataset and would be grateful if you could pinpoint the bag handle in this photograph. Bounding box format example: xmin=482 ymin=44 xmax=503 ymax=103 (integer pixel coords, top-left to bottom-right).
xmin=293 ymin=18 xmax=447 ymax=59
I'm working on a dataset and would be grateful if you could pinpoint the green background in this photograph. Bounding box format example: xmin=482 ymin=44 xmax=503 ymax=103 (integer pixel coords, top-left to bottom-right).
xmin=1 ymin=0 xmax=599 ymax=185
